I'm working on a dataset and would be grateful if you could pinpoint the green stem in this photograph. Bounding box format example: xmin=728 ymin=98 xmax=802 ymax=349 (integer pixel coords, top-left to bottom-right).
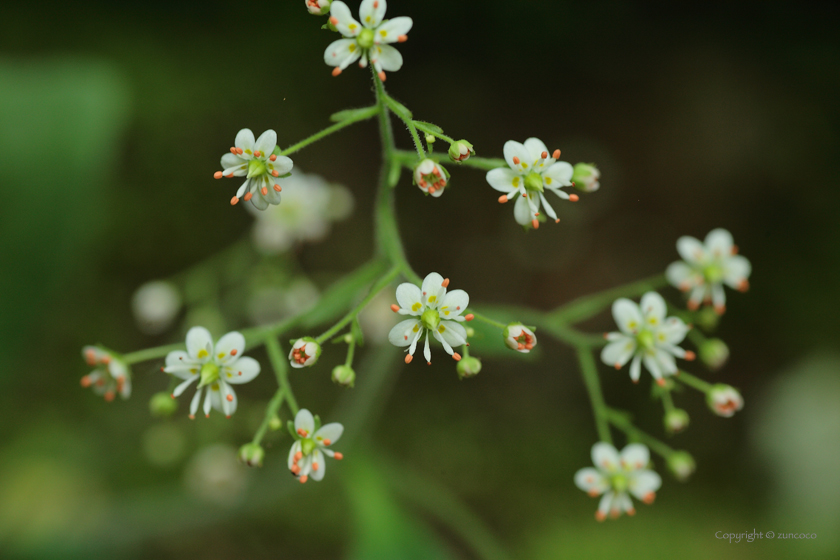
xmin=660 ymin=388 xmax=676 ymax=413
xmin=412 ymin=121 xmax=455 ymax=144
xmin=380 ymin=91 xmax=425 ymax=159
xmin=604 ymin=408 xmax=676 ymax=459
xmin=345 ymin=336 xmax=356 ymax=367
xmin=687 ymin=327 xmax=708 ymax=348
xmin=551 ymin=274 xmax=670 ymax=324
xmin=576 ymin=347 xmax=613 ymax=444
xmin=123 ymin=343 xmax=184 ymax=365
xmin=315 ymin=265 xmax=402 ymax=344
xmin=252 ymin=388 xmax=285 ymax=446
xmin=279 ymin=106 xmax=378 ymax=157
xmin=676 ymin=370 xmax=713 ymax=393
xmin=457 ymin=155 xmax=508 ymax=171
xmin=265 ymin=336 xmax=298 ymax=415
xmin=466 ymin=310 xmax=507 ymax=330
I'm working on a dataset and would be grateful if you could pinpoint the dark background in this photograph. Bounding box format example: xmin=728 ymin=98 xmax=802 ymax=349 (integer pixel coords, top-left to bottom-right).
xmin=2 ymin=1 xmax=839 ymax=558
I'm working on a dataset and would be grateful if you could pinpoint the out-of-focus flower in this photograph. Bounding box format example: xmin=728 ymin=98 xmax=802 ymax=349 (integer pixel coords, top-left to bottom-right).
xmin=238 ymin=443 xmax=265 ymax=467
xmin=448 ymin=140 xmax=475 ymax=162
xmin=575 ymin=442 xmax=662 ymax=521
xmin=324 ymin=0 xmax=413 ymax=80
xmin=663 ymin=408 xmax=690 ymax=434
xmin=289 ymin=337 xmax=322 ymax=368
xmin=666 ymin=228 xmax=751 ymax=314
xmin=456 ymin=356 xmax=482 ymax=379
xmin=666 ymin=451 xmax=696 ymax=482
xmin=699 ymin=338 xmax=730 ymax=370
xmin=132 ymin=280 xmax=182 ymax=335
xmin=601 ymin=292 xmax=694 ymax=385
xmin=248 ymin=278 xmax=321 ymax=325
xmin=288 ymin=409 xmax=344 ymax=483
xmin=306 ymin=0 xmax=331 ymax=15
xmin=164 ymin=327 xmax=261 ymax=419
xmin=184 ymin=444 xmax=248 ymax=506
xmin=486 ymin=138 xmax=578 ymax=228
xmin=214 ymin=129 xmax=293 ymax=210
xmin=388 ymin=272 xmax=471 ymax=364
xmin=249 ymin=171 xmax=353 ymax=254
xmin=504 ymin=323 xmax=537 ymax=353
xmin=80 ymin=346 xmax=131 ymax=401
xmin=571 ymin=163 xmax=600 ymax=192
xmin=149 ymin=391 xmax=178 ymax=417
xmin=332 ymin=365 xmax=356 ymax=387
xmin=707 ymin=384 xmax=744 ymax=417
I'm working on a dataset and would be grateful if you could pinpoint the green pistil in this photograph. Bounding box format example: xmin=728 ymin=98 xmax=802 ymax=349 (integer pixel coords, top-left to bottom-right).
xmin=301 ymin=438 xmax=316 ymax=456
xmin=524 ymin=171 xmax=544 ymax=193
xmin=247 ymin=158 xmax=267 ymax=178
xmin=611 ymin=473 xmax=628 ymax=493
xmin=358 ymin=28 xmax=375 ymax=49
xmin=703 ymin=264 xmax=724 ymax=283
xmin=199 ymin=362 xmax=220 ymax=387
xmin=421 ymin=309 xmax=441 ymax=331
xmin=636 ymin=330 xmax=654 ymax=351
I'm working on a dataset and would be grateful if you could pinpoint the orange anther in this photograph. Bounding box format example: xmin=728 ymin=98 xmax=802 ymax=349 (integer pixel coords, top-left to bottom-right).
xmin=405 ymin=354 xmax=413 ymax=364
xmin=261 ymin=186 xmax=268 ymax=196
xmin=731 ymin=245 xmax=739 ymax=254
xmin=273 ymin=184 xmax=282 ymax=192
xmin=738 ymin=279 xmax=749 ymax=292
xmin=378 ymin=71 xmax=386 ymax=82
xmin=464 ymin=314 xmax=474 ymax=321
xmin=656 ymin=378 xmax=666 ymax=387
xmin=244 ymin=192 xmax=253 ymax=201
xmin=569 ymin=194 xmax=579 ymax=202
xmin=595 ymin=511 xmax=606 ymax=522
xmin=104 ymin=391 xmax=115 ymax=402
xmin=452 ymin=353 xmax=462 ymax=361
xmin=236 ymin=148 xmax=243 ymax=155
xmin=323 ymin=438 xmax=331 ymax=446
xmin=300 ymin=475 xmax=308 ymax=483
xmin=390 ymin=304 xmax=400 ymax=312
xmin=291 ymin=464 xmax=300 ymax=474
xmin=225 ymin=173 xmax=234 ymax=178
xmin=254 ymin=151 xmax=261 ymax=157
xmin=226 ymin=394 xmax=233 ymax=402
xmin=294 ymin=451 xmax=303 ymax=461
xmin=214 ymin=171 xmax=223 ymax=179
xmin=441 ymin=278 xmax=450 ymax=288
xmin=230 ymin=349 xmax=237 ymax=356
xmin=398 ymin=34 xmax=408 ymax=42
xmin=332 ymin=67 xmax=342 ymax=77
xmin=614 ymin=363 xmax=621 ymax=370
xmin=334 ymin=452 xmax=344 ymax=460
xmin=627 ymin=508 xmax=636 ymax=516
xmin=373 ymin=1 xmax=379 ymax=7
xmin=541 ymin=151 xmax=548 ymax=159
xmin=687 ymin=300 xmax=700 ymax=311
xmin=513 ymin=156 xmax=520 ymax=165
xmin=531 ymin=219 xmax=539 ymax=229
xmin=498 ymin=194 xmax=508 ymax=203
xmin=269 ymin=154 xmax=277 ymax=161
xmin=588 ymin=489 xmax=600 ymax=497
xmin=312 ymin=462 xmax=319 ymax=471
xmin=684 ymin=351 xmax=696 ymax=361
xmin=80 ymin=376 xmax=92 ymax=388
xmin=230 ymin=196 xmax=240 ymax=206
xmin=230 ymin=147 xmax=237 ymax=154
xmin=272 ymin=170 xmax=280 ymax=177
xmin=329 ymin=16 xmax=338 ymax=24
xmin=552 ymin=149 xmax=561 ymax=158
xmin=189 ymin=414 xmax=195 ymax=419
xmin=643 ymin=492 xmax=656 ymax=504
xmin=525 ymin=343 xmax=533 ymax=350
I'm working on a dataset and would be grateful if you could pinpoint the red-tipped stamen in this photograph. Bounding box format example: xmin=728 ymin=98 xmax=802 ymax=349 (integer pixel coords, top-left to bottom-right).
xmin=332 ymin=67 xmax=342 ymax=77
xmin=513 ymin=156 xmax=520 ymax=165
xmin=531 ymin=219 xmax=539 ymax=229
xmin=214 ymin=171 xmax=223 ymax=179
xmin=334 ymin=452 xmax=344 ymax=460
xmin=569 ymin=194 xmax=579 ymax=202
xmin=390 ymin=304 xmax=400 ymax=313
xmin=452 ymin=353 xmax=462 ymax=361
xmin=552 ymin=149 xmax=561 ymax=159
xmin=398 ymin=34 xmax=408 ymax=42
xmin=684 ymin=351 xmax=696 ymax=361
xmin=442 ymin=278 xmax=450 ymax=288
xmin=498 ymin=194 xmax=508 ymax=203
xmin=244 ymin=192 xmax=253 ymax=201
xmin=405 ymin=354 xmax=413 ymax=364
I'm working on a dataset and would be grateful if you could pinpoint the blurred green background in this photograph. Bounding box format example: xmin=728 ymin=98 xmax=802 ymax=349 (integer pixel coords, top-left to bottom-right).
xmin=2 ymin=1 xmax=839 ymax=558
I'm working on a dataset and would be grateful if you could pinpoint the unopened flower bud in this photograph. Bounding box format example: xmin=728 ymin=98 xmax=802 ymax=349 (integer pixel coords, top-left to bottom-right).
xmin=425 ymin=134 xmax=436 ymax=144
xmin=695 ymin=306 xmax=720 ymax=331
xmin=149 ymin=391 xmax=178 ymax=417
xmin=503 ymin=322 xmax=537 ymax=353
xmin=571 ymin=163 xmax=600 ymax=193
xmin=238 ymin=443 xmax=265 ymax=467
xmin=663 ymin=408 xmax=690 ymax=434
xmin=305 ymin=0 xmax=331 ymax=15
xmin=289 ymin=337 xmax=321 ymax=368
xmin=132 ymin=280 xmax=182 ymax=335
xmin=699 ymin=338 xmax=729 ymax=371
xmin=331 ymin=365 xmax=356 ymax=387
xmin=268 ymin=414 xmax=282 ymax=431
xmin=456 ymin=356 xmax=482 ymax=379
xmin=667 ymin=451 xmax=696 ymax=482
xmin=707 ymin=384 xmax=744 ymax=417
xmin=448 ymin=140 xmax=475 ymax=162
xmin=413 ymin=159 xmax=449 ymax=197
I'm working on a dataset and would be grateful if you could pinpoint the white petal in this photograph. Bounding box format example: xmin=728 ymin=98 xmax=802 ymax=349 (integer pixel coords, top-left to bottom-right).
xmin=186 ymin=327 xmax=214 ymax=361
xmin=172 ymin=375 xmax=198 ymax=397
xmin=329 ymin=1 xmax=362 ymax=37
xmin=295 ymin=409 xmax=316 ymax=434
xmin=640 ymin=292 xmax=667 ymax=323
xmin=676 ymin=236 xmax=706 ymax=264
xmin=592 ymin=443 xmax=621 ymax=473
xmin=503 ymin=141 xmax=531 ymax=173
xmin=439 ymin=320 xmax=467 ymax=347
xmin=421 ymin=272 xmax=446 ymax=308
xmin=666 ymin=261 xmax=697 ymax=289
xmin=658 ymin=317 xmax=689 ymax=345
xmin=234 ymin=129 xmax=255 ymax=152
xmin=539 ymin=193 xmax=558 ymax=221
xmin=723 ymin=255 xmax=751 ymax=288
xmin=310 ymin=449 xmax=326 ymax=481
xmin=370 ymin=44 xmax=403 ymax=72
xmin=423 ymin=332 xmax=432 ymax=363
xmin=654 ymin=348 xmax=678 ymax=375
xmin=598 ymin=492 xmax=614 ymax=516
xmin=287 ymin=441 xmax=302 ymax=470
xmin=513 ymin=193 xmax=532 ymax=225
xmin=574 ymin=467 xmax=609 ymax=494
xmin=611 ymin=299 xmax=643 ymax=335
xmin=643 ymin=354 xmax=663 ymax=380
xmin=224 ymin=356 xmax=260 ymax=384
xmin=210 ymin=382 xmax=237 ymax=416
xmin=439 ymin=289 xmax=468 ymax=319
xmin=620 ymin=444 xmax=649 ymax=470
xmin=486 ymin=167 xmax=522 ymax=193
xmin=628 ymin=470 xmax=662 ymax=500
xmin=202 ymin=387 xmax=213 ymax=417
xmin=250 ymin=192 xmax=270 ymax=211
xmin=600 ymin=338 xmax=636 ymax=368
xmin=375 ymin=16 xmax=412 ymax=44
xmin=215 ymin=331 xmax=245 ymax=363
xmin=189 ymin=387 xmax=203 ymax=417
xmin=543 ymin=161 xmax=573 ymax=187
xmin=323 ymin=38 xmax=363 ymax=70
xmin=629 ymin=355 xmax=642 ymax=382
xmin=221 ymin=153 xmax=246 ymax=169
xmin=704 ymin=228 xmax=733 ymax=258
xmin=254 ymin=130 xmax=277 ymax=156
xmin=359 ymin=0 xmax=386 ymax=28
xmin=315 ymin=422 xmax=344 ymax=444
xmin=523 ymin=138 xmax=549 ymax=163
xmin=388 ymin=319 xmax=420 ymax=347
xmin=396 ymin=283 xmax=423 ymax=315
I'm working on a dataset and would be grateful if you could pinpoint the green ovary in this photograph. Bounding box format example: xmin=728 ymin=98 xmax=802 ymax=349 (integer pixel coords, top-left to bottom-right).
xmin=199 ymin=362 xmax=220 ymax=387
xmin=421 ymin=309 xmax=441 ymax=331
xmin=703 ymin=264 xmax=724 ymax=283
xmin=636 ymin=330 xmax=654 ymax=351
xmin=524 ymin=172 xmax=544 ymax=193
xmin=611 ymin=473 xmax=628 ymax=493
xmin=301 ymin=438 xmax=316 ymax=456
xmin=247 ymin=158 xmax=267 ymax=178
xmin=358 ymin=29 xmax=375 ymax=49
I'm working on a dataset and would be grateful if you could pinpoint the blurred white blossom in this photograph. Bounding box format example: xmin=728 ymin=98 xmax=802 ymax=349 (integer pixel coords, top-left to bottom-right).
xmin=184 ymin=444 xmax=248 ymax=506
xmin=131 ymin=280 xmax=182 ymax=335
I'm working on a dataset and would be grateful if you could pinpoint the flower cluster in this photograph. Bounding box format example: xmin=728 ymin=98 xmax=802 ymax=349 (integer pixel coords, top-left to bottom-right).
xmin=215 ymin=129 xmax=294 ymax=210
xmin=80 ymin=346 xmax=131 ymax=401
xmin=287 ymin=409 xmax=344 ymax=483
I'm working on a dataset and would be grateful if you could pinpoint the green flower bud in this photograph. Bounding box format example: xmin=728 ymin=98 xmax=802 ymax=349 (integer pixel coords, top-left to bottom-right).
xmin=707 ymin=384 xmax=744 ymax=417
xmin=289 ymin=337 xmax=322 ymax=368
xmin=456 ymin=356 xmax=482 ymax=379
xmin=332 ymin=365 xmax=356 ymax=388
xmin=238 ymin=443 xmax=265 ymax=467
xmin=448 ymin=139 xmax=474 ymax=162
xmin=425 ymin=134 xmax=436 ymax=144
xmin=268 ymin=414 xmax=282 ymax=431
xmin=699 ymin=338 xmax=729 ymax=371
xmin=306 ymin=0 xmax=331 ymax=16
xmin=663 ymin=408 xmax=690 ymax=434
xmin=695 ymin=306 xmax=720 ymax=331
xmin=667 ymin=451 xmax=696 ymax=482
xmin=149 ymin=391 xmax=178 ymax=417
xmin=571 ymin=163 xmax=600 ymax=192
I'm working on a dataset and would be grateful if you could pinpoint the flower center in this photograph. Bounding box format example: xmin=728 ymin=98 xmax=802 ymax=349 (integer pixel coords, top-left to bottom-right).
xmin=199 ymin=362 xmax=220 ymax=387
xmin=358 ymin=28 xmax=375 ymax=49
xmin=421 ymin=309 xmax=441 ymax=331
xmin=636 ymin=329 xmax=655 ymax=351
xmin=611 ymin=473 xmax=629 ymax=493
xmin=247 ymin=158 xmax=267 ymax=178
xmin=524 ymin=171 xmax=544 ymax=193
xmin=301 ymin=437 xmax=316 ymax=456
xmin=703 ymin=264 xmax=724 ymax=283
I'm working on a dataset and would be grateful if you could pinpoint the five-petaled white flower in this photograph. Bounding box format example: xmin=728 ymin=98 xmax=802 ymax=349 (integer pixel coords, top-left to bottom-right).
xmin=80 ymin=346 xmax=131 ymax=401
xmin=164 ymin=327 xmax=261 ymax=419
xmin=666 ymin=228 xmax=751 ymax=314
xmin=214 ymin=129 xmax=294 ymax=210
xmin=324 ymin=0 xmax=413 ymax=81
xmin=388 ymin=272 xmax=474 ymax=364
xmin=288 ymin=409 xmax=344 ymax=483
xmin=601 ymin=292 xmax=694 ymax=385
xmin=413 ymin=158 xmax=448 ymax=197
xmin=486 ymin=138 xmax=578 ymax=229
xmin=575 ymin=442 xmax=662 ymax=521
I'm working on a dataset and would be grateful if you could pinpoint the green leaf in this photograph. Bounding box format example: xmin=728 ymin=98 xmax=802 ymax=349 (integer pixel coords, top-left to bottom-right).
xmin=330 ymin=106 xmax=377 ymax=123
xmin=412 ymin=120 xmax=443 ymax=134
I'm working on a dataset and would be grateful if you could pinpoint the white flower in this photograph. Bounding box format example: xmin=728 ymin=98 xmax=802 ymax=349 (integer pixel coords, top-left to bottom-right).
xmin=164 ymin=327 xmax=261 ymax=419
xmin=707 ymin=384 xmax=744 ymax=417
xmin=306 ymin=0 xmax=331 ymax=15
xmin=288 ymin=409 xmax=344 ymax=483
xmin=388 ymin=272 xmax=472 ymax=364
xmin=324 ymin=0 xmax=413 ymax=81
xmin=601 ymin=292 xmax=694 ymax=385
xmin=81 ymin=346 xmax=131 ymax=401
xmin=413 ymin=159 xmax=448 ymax=197
xmin=214 ymin=129 xmax=294 ymax=210
xmin=666 ymin=228 xmax=751 ymax=314
xmin=289 ymin=337 xmax=322 ymax=368
xmin=503 ymin=323 xmax=537 ymax=353
xmin=248 ymin=171 xmax=353 ymax=254
xmin=486 ymin=139 xmax=578 ymax=229
xmin=575 ymin=442 xmax=662 ymax=521
xmin=132 ymin=280 xmax=182 ymax=335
